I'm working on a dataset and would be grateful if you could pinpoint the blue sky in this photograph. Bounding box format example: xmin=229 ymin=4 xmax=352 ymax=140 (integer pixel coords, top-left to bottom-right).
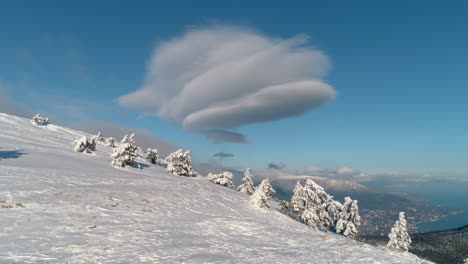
xmin=1 ymin=0 xmax=467 ymax=176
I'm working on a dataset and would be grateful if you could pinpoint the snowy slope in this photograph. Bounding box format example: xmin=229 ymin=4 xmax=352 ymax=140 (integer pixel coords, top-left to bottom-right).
xmin=0 ymin=113 xmax=431 ymax=263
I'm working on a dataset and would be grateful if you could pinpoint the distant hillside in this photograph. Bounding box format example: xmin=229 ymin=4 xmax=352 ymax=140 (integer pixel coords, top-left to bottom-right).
xmin=273 ymin=177 xmax=458 ymax=236
xmin=360 ymin=225 xmax=468 ymax=264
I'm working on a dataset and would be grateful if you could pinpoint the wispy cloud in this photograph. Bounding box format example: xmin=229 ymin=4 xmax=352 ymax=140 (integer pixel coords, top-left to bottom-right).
xmin=268 ymin=162 xmax=286 ymax=170
xmin=213 ymin=152 xmax=234 ymax=160
xmin=119 ymin=25 xmax=335 ymax=143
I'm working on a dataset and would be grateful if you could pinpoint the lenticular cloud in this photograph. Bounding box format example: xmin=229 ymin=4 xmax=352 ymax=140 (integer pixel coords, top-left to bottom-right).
xmin=119 ymin=25 xmax=336 ymax=143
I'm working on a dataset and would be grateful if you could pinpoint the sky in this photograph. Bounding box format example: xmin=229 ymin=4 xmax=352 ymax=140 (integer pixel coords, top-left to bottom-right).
xmin=1 ymin=0 xmax=467 ymax=177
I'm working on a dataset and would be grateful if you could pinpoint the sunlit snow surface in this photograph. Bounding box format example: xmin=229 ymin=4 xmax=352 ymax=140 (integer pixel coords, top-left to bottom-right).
xmin=0 ymin=113 xmax=431 ymax=263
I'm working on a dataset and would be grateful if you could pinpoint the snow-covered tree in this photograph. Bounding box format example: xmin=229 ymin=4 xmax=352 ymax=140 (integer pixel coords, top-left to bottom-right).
xmin=31 ymin=113 xmax=48 ymax=126
xmin=289 ymin=181 xmax=306 ymax=220
xmin=249 ymin=178 xmax=275 ymax=209
xmin=336 ymin=218 xmax=359 ymax=238
xmin=325 ymin=197 xmax=342 ymax=223
xmin=285 ymin=179 xmax=361 ymax=236
xmin=237 ymin=168 xmax=256 ymax=195
xmin=94 ymin=132 xmax=105 ymax=142
xmin=387 ymin=212 xmax=412 ymax=252
xmin=106 ymin=137 xmax=116 ymax=148
xmin=300 ymin=179 xmax=333 ymax=231
xmin=207 ymin=171 xmax=234 ymax=187
xmin=165 ymin=149 xmax=194 ymax=177
xmin=120 ymin=134 xmax=132 ymax=144
xmin=334 ymin=197 xmax=361 ymax=238
xmin=278 ymin=200 xmax=292 ymax=214
xmin=111 ymin=134 xmax=138 ymax=167
xmin=145 ymin=148 xmax=159 ymax=165
xmin=73 ymin=136 xmax=96 ymax=153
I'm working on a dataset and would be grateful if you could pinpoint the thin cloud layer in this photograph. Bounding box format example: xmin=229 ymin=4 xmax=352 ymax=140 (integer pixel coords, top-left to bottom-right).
xmin=119 ymin=25 xmax=335 ymax=143
xmin=213 ymin=152 xmax=234 ymax=160
xmin=268 ymin=162 xmax=286 ymax=170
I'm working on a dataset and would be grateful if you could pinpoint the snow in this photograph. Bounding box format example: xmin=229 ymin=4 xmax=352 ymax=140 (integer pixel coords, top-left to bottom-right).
xmin=0 ymin=113 xmax=431 ymax=263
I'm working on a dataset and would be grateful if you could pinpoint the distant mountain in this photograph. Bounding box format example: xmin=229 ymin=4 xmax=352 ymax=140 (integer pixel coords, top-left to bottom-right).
xmin=360 ymin=225 xmax=468 ymax=264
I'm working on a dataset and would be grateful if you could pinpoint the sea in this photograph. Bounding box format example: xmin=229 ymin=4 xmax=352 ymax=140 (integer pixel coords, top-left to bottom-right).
xmin=402 ymin=181 xmax=468 ymax=233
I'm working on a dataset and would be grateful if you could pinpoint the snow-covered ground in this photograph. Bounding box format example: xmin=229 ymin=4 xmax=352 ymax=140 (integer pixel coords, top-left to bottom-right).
xmin=0 ymin=113 xmax=431 ymax=263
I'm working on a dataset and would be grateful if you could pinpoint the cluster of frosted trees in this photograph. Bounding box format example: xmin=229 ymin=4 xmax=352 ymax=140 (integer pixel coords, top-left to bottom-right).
xmin=279 ymin=179 xmax=361 ymax=238
xmin=70 ymin=129 xmax=196 ymax=175
xmin=206 ymin=168 xmax=276 ymax=210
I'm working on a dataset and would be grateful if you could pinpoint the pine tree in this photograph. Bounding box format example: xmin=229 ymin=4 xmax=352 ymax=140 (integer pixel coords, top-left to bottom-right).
xmin=278 ymin=200 xmax=292 ymax=214
xmin=31 ymin=113 xmax=49 ymax=126
xmin=334 ymin=197 xmax=361 ymax=238
xmin=106 ymin=137 xmax=116 ymax=148
xmin=207 ymin=171 xmax=234 ymax=187
xmin=237 ymin=168 xmax=256 ymax=195
xmin=73 ymin=136 xmax=96 ymax=153
xmin=145 ymin=148 xmax=159 ymax=165
xmin=329 ymin=197 xmax=361 ymax=238
xmin=249 ymin=178 xmax=275 ymax=209
xmin=290 ymin=181 xmax=306 ymax=220
xmin=94 ymin=132 xmax=105 ymax=142
xmin=387 ymin=212 xmax=412 ymax=251
xmin=111 ymin=134 xmax=138 ymax=167
xmin=165 ymin=149 xmax=194 ymax=177
xmin=300 ymin=179 xmax=332 ymax=231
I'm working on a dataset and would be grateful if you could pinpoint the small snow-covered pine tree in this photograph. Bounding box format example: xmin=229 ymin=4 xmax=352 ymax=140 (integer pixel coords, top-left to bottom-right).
xmin=73 ymin=136 xmax=96 ymax=153
xmin=31 ymin=113 xmax=49 ymax=126
xmin=165 ymin=149 xmax=194 ymax=177
xmin=94 ymin=132 xmax=105 ymax=142
xmin=106 ymin=137 xmax=116 ymax=148
xmin=300 ymin=179 xmax=333 ymax=230
xmin=111 ymin=134 xmax=138 ymax=167
xmin=387 ymin=212 xmax=412 ymax=252
xmin=237 ymin=168 xmax=256 ymax=195
xmin=145 ymin=148 xmax=159 ymax=165
xmin=278 ymin=200 xmax=292 ymax=214
xmin=249 ymin=178 xmax=275 ymax=209
xmin=207 ymin=171 xmax=234 ymax=187
xmin=334 ymin=197 xmax=361 ymax=238
xmin=290 ymin=181 xmax=306 ymax=220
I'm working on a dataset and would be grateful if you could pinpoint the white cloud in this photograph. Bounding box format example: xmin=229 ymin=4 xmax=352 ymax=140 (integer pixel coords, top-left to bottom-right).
xmin=119 ymin=25 xmax=335 ymax=143
xmin=335 ymin=167 xmax=360 ymax=176
xmin=296 ymin=166 xmax=324 ymax=175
